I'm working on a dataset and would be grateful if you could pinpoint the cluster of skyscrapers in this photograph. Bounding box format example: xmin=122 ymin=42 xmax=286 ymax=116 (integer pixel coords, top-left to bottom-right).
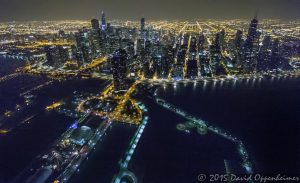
xmin=41 ymin=11 xmax=295 ymax=91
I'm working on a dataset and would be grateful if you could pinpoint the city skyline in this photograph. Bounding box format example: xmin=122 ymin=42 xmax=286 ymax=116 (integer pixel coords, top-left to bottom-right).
xmin=0 ymin=2 xmax=300 ymax=182
xmin=0 ymin=0 xmax=300 ymax=22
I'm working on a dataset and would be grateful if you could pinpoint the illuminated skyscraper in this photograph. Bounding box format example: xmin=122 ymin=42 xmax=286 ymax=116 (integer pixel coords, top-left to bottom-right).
xmin=44 ymin=45 xmax=70 ymax=67
xmin=242 ymin=17 xmax=261 ymax=73
xmin=171 ymin=49 xmax=185 ymax=80
xmin=257 ymin=35 xmax=271 ymax=71
xmin=199 ymin=50 xmax=212 ymax=77
xmin=210 ymin=33 xmax=222 ymax=75
xmin=75 ymin=28 xmax=93 ymax=65
xmin=111 ymin=49 xmax=128 ymax=91
xmin=101 ymin=11 xmax=107 ymax=31
xmin=44 ymin=46 xmax=60 ymax=66
xmin=270 ymin=39 xmax=281 ymax=70
xmin=90 ymin=19 xmax=102 ymax=57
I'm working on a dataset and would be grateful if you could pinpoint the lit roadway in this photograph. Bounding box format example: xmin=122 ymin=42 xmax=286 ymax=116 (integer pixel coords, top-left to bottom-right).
xmin=113 ymin=103 xmax=148 ymax=183
xmin=23 ymin=56 xmax=110 ymax=80
xmin=15 ymin=40 xmax=73 ymax=49
xmin=79 ymin=56 xmax=108 ymax=71
xmin=77 ymin=83 xmax=114 ymax=115
xmin=109 ymin=81 xmax=143 ymax=125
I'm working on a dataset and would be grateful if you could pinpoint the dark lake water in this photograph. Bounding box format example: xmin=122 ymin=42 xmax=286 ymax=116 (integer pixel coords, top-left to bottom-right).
xmin=70 ymin=76 xmax=300 ymax=183
xmin=155 ymin=77 xmax=300 ymax=174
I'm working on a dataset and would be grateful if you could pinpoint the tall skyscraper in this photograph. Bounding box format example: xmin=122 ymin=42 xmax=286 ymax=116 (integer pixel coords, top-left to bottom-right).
xmin=242 ymin=17 xmax=261 ymax=73
xmin=185 ymin=59 xmax=198 ymax=79
xmin=199 ymin=50 xmax=212 ymax=77
xmin=44 ymin=46 xmax=60 ymax=66
xmin=197 ymin=34 xmax=205 ymax=52
xmin=140 ymin=18 xmax=145 ymax=39
xmin=257 ymin=35 xmax=272 ymax=71
xmin=270 ymin=39 xmax=281 ymax=70
xmin=111 ymin=49 xmax=128 ymax=91
xmin=171 ymin=49 xmax=186 ymax=80
xmin=101 ymin=11 xmax=107 ymax=31
xmin=75 ymin=28 xmax=93 ymax=65
xmin=136 ymin=38 xmax=145 ymax=56
xmin=44 ymin=45 xmax=69 ymax=67
xmin=210 ymin=33 xmax=222 ymax=75
xmin=233 ymin=30 xmax=243 ymax=67
xmin=90 ymin=19 xmax=102 ymax=57
xmin=91 ymin=19 xmax=100 ymax=30
xmin=219 ymin=29 xmax=226 ymax=49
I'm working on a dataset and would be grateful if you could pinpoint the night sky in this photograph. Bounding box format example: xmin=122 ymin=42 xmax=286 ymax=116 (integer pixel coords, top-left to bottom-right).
xmin=0 ymin=0 xmax=299 ymax=21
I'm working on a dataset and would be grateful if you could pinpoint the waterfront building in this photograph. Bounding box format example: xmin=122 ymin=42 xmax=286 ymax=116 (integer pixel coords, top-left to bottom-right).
xmin=185 ymin=59 xmax=198 ymax=79
xmin=210 ymin=33 xmax=222 ymax=75
xmin=111 ymin=48 xmax=128 ymax=91
xmin=242 ymin=17 xmax=261 ymax=73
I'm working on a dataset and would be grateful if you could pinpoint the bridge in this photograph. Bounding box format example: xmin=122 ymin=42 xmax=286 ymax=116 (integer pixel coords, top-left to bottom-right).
xmin=113 ymin=102 xmax=148 ymax=183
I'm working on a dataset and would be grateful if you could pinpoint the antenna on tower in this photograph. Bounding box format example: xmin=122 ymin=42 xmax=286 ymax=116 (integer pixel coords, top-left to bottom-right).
xmin=254 ymin=9 xmax=259 ymax=19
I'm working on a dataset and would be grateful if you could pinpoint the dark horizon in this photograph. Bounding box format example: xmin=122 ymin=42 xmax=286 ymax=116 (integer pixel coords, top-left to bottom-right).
xmin=0 ymin=0 xmax=300 ymax=22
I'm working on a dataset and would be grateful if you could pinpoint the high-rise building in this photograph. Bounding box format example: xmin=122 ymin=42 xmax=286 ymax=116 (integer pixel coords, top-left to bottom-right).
xmin=233 ymin=30 xmax=243 ymax=67
xmin=44 ymin=46 xmax=60 ymax=66
xmin=189 ymin=36 xmax=197 ymax=53
xmin=58 ymin=46 xmax=70 ymax=63
xmin=136 ymin=38 xmax=145 ymax=56
xmin=153 ymin=45 xmax=173 ymax=78
xmin=197 ymin=34 xmax=205 ymax=52
xmin=121 ymin=38 xmax=135 ymax=59
xmin=111 ymin=49 xmax=128 ymax=91
xmin=171 ymin=49 xmax=186 ymax=80
xmin=75 ymin=28 xmax=93 ymax=65
xmin=219 ymin=29 xmax=226 ymax=49
xmin=257 ymin=35 xmax=272 ymax=71
xmin=144 ymin=40 xmax=152 ymax=56
xmin=91 ymin=19 xmax=100 ymax=30
xmin=140 ymin=18 xmax=145 ymax=39
xmin=90 ymin=19 xmax=102 ymax=57
xmin=171 ymin=63 xmax=184 ymax=80
xmin=270 ymin=39 xmax=281 ymax=70
xmin=199 ymin=50 xmax=212 ymax=77
xmin=242 ymin=17 xmax=261 ymax=73
xmin=44 ymin=45 xmax=70 ymax=67
xmin=101 ymin=11 xmax=107 ymax=31
xmin=185 ymin=59 xmax=198 ymax=79
xmin=210 ymin=33 xmax=222 ymax=75
xmin=142 ymin=56 xmax=153 ymax=79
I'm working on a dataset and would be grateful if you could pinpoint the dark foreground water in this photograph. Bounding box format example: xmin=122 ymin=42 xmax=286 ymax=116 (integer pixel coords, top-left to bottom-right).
xmin=0 ymin=58 xmax=24 ymax=77
xmin=155 ymin=77 xmax=300 ymax=174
